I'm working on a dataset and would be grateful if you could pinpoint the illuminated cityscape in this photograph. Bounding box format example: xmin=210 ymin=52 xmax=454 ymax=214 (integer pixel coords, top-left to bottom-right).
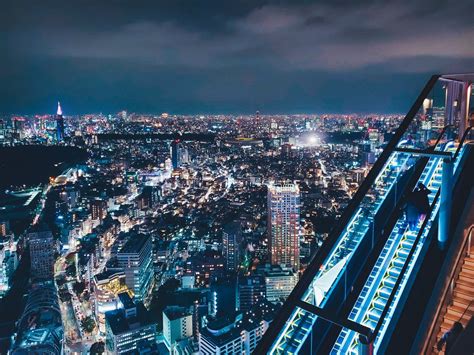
xmin=1 ymin=1 xmax=474 ymax=355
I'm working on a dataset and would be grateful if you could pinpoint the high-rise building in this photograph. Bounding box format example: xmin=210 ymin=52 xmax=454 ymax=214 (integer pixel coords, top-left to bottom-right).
xmin=267 ymin=182 xmax=300 ymax=271
xmin=162 ymin=306 xmax=194 ymax=350
xmin=117 ymin=234 xmax=154 ymax=302
xmin=56 ymin=101 xmax=64 ymax=142
xmin=105 ymin=293 xmax=157 ymax=354
xmin=171 ymin=139 xmax=181 ymax=170
xmin=237 ymin=275 xmax=266 ymax=312
xmin=28 ymin=228 xmax=56 ymax=281
xmin=222 ymin=221 xmax=242 ymax=272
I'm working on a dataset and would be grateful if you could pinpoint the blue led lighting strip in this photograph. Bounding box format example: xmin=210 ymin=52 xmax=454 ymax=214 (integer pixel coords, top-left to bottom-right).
xmin=331 ymin=142 xmax=464 ymax=354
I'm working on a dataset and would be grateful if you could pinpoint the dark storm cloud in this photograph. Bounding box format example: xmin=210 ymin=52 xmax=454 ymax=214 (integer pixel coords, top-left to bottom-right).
xmin=1 ymin=0 xmax=473 ymax=114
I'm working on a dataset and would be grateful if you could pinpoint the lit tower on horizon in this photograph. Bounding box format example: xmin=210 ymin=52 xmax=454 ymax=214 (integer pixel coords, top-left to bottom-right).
xmin=56 ymin=101 xmax=64 ymax=142
xmin=267 ymin=182 xmax=300 ymax=271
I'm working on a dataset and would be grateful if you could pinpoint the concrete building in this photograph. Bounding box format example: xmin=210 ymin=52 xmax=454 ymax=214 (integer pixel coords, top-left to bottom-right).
xmin=199 ymin=300 xmax=276 ymax=355
xmin=237 ymin=275 xmax=266 ymax=312
xmin=93 ymin=270 xmax=132 ymax=334
xmin=28 ymin=228 xmax=56 ymax=280
xmin=258 ymin=264 xmax=298 ymax=303
xmin=222 ymin=221 xmax=242 ymax=272
xmin=163 ymin=306 xmax=194 ymax=350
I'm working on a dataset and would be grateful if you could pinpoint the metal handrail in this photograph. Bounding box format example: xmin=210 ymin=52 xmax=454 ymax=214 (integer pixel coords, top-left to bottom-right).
xmin=370 ymin=127 xmax=473 ymax=345
xmin=432 ymin=125 xmax=453 ymax=149
xmin=256 ymin=74 xmax=440 ymax=354
xmin=423 ymin=224 xmax=474 ymax=354
xmin=459 ymin=299 xmax=474 ymax=323
xmin=369 ymin=189 xmax=441 ymax=341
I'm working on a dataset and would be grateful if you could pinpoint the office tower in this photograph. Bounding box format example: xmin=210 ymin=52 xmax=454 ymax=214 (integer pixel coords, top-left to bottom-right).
xmin=267 ymin=182 xmax=300 ymax=271
xmin=56 ymin=101 xmax=64 ymax=142
xmin=258 ymin=264 xmax=298 ymax=303
xmin=91 ymin=198 xmax=107 ymax=220
xmin=12 ymin=282 xmax=63 ymax=354
xmin=28 ymin=228 xmax=56 ymax=280
xmin=171 ymin=139 xmax=181 ymax=170
xmin=117 ymin=234 xmax=154 ymax=302
xmin=237 ymin=275 xmax=266 ymax=312
xmin=163 ymin=306 xmax=194 ymax=350
xmin=105 ymin=293 xmax=157 ymax=354
xmin=222 ymin=221 xmax=242 ymax=272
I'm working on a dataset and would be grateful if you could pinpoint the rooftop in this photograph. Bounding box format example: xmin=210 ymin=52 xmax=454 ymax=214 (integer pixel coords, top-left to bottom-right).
xmin=118 ymin=233 xmax=150 ymax=254
xmin=105 ymin=302 xmax=154 ymax=335
xmin=163 ymin=306 xmax=192 ymax=321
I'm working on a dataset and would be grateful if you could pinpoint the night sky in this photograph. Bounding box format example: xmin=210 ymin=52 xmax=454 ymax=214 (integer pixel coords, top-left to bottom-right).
xmin=2 ymin=0 xmax=473 ymax=115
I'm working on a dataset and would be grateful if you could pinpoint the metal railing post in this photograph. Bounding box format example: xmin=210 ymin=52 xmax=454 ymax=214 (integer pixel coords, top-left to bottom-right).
xmin=438 ymin=158 xmax=453 ymax=250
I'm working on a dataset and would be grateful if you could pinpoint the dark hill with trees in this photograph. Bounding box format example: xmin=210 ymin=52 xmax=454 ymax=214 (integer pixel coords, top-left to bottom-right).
xmin=0 ymin=145 xmax=88 ymax=189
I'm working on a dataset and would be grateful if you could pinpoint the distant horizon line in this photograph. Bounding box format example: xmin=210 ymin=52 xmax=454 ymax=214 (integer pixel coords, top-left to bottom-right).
xmin=3 ymin=110 xmax=406 ymax=117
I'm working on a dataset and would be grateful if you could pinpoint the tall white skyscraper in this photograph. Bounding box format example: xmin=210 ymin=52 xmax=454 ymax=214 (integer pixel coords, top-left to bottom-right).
xmin=267 ymin=182 xmax=300 ymax=271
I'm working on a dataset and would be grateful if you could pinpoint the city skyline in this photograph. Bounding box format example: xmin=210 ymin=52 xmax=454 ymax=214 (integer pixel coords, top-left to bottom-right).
xmin=1 ymin=0 xmax=473 ymax=353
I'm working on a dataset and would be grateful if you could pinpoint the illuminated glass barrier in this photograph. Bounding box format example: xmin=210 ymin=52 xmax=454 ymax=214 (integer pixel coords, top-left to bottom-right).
xmin=331 ymin=142 xmax=465 ymax=354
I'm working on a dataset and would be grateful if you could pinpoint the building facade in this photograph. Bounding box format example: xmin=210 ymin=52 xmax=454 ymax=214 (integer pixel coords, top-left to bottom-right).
xmin=267 ymin=182 xmax=300 ymax=271
xmin=237 ymin=275 xmax=266 ymax=312
xmin=163 ymin=306 xmax=194 ymax=350
xmin=199 ymin=301 xmax=275 ymax=355
xmin=222 ymin=221 xmax=242 ymax=272
xmin=105 ymin=293 xmax=157 ymax=354
xmin=93 ymin=271 xmax=131 ymax=334
xmin=117 ymin=233 xmax=154 ymax=302
xmin=259 ymin=264 xmax=298 ymax=303
xmin=28 ymin=229 xmax=56 ymax=280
